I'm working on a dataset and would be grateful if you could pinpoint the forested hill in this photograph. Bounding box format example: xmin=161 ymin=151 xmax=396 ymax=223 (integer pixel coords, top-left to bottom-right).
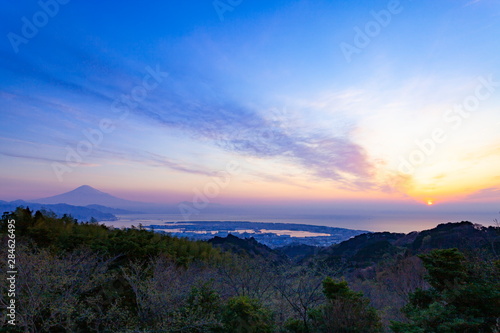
xmin=208 ymin=234 xmax=288 ymax=264
xmin=314 ymin=221 xmax=499 ymax=268
xmin=1 ymin=207 xmax=499 ymax=333
xmin=209 ymin=221 xmax=499 ymax=266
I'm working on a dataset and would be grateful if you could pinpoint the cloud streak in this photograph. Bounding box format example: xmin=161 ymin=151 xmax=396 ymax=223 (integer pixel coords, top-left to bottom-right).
xmin=132 ymin=83 xmax=376 ymax=189
xmin=0 ymin=151 xmax=98 ymax=167
xmin=466 ymin=187 xmax=500 ymax=200
xmin=89 ymin=147 xmax=219 ymax=178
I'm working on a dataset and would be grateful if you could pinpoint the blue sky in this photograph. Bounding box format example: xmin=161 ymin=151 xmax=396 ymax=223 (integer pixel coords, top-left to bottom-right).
xmin=1 ymin=0 xmax=499 ymax=216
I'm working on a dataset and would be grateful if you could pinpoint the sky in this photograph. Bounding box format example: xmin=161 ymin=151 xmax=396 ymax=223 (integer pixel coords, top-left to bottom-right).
xmin=0 ymin=0 xmax=499 ymax=218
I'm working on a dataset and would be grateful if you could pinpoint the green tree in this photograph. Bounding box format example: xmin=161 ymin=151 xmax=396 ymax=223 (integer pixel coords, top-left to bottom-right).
xmin=221 ymin=296 xmax=274 ymax=333
xmin=308 ymin=277 xmax=382 ymax=333
xmin=175 ymin=282 xmax=224 ymax=332
xmin=391 ymin=248 xmax=500 ymax=333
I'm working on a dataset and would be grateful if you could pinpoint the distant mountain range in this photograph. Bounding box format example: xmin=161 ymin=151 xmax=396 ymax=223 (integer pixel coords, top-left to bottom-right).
xmin=0 ymin=185 xmax=146 ymax=221
xmin=0 ymin=200 xmax=117 ymax=221
xmin=85 ymin=204 xmax=141 ymax=215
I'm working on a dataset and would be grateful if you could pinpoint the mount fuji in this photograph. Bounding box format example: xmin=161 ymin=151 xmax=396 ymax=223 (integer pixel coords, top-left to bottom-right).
xmin=34 ymin=185 xmax=147 ymax=209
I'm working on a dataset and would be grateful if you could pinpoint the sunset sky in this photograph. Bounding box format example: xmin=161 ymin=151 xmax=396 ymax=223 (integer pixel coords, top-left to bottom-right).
xmin=1 ymin=0 xmax=499 ymax=214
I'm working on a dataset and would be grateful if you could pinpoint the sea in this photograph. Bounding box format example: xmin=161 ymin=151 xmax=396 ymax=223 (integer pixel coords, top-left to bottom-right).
xmin=101 ymin=211 xmax=499 ymax=233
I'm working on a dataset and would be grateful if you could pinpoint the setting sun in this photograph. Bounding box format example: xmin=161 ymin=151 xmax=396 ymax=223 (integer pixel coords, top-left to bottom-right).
xmin=427 ymin=200 xmax=434 ymax=206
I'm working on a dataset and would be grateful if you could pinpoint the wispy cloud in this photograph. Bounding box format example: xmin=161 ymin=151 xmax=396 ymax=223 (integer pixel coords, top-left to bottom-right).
xmin=0 ymin=151 xmax=98 ymax=167
xmin=464 ymin=0 xmax=482 ymax=7
xmin=141 ymin=151 xmax=219 ymax=177
xmin=89 ymin=147 xmax=218 ymax=178
xmin=466 ymin=187 xmax=500 ymax=200
xmin=132 ymin=87 xmax=376 ymax=189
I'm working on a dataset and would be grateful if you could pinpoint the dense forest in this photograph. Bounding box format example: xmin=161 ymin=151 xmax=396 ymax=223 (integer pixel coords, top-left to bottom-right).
xmin=1 ymin=207 xmax=499 ymax=332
